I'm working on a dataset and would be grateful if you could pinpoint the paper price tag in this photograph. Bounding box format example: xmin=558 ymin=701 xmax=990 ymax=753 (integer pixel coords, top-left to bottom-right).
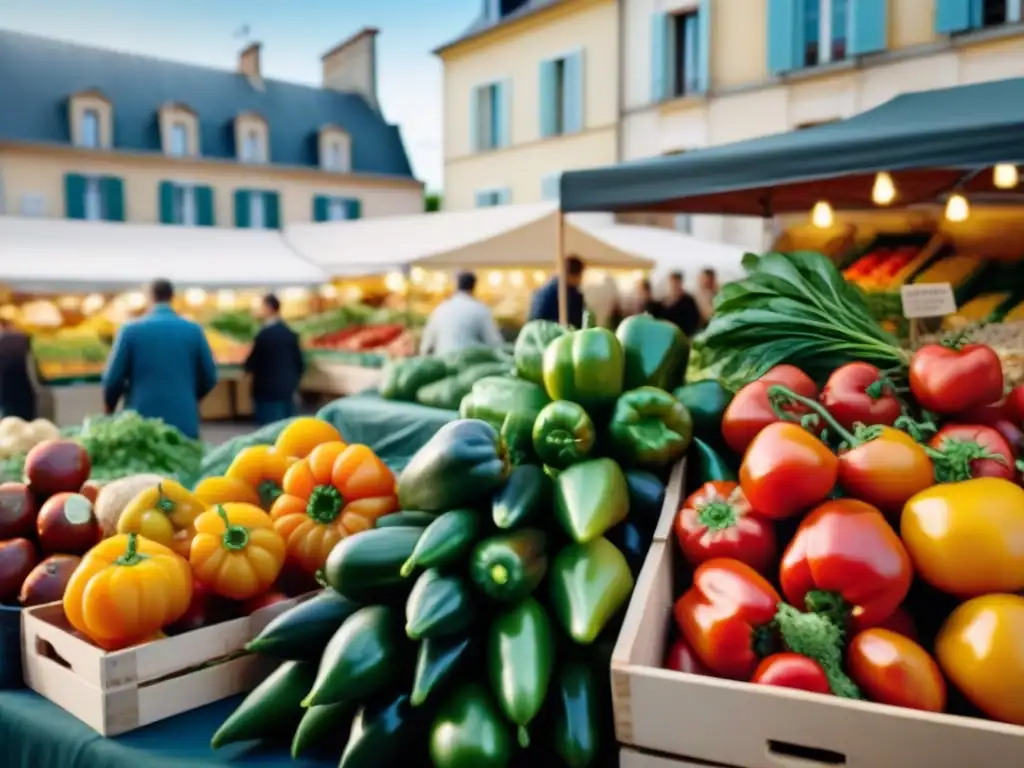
xmin=900 ymin=283 xmax=957 ymax=319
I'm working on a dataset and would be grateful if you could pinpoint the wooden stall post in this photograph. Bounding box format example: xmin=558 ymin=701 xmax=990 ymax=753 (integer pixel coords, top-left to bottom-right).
xmin=556 ymin=212 xmax=569 ymax=326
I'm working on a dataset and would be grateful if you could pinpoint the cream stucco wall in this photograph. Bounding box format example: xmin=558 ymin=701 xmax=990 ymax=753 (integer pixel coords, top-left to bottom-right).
xmin=440 ymin=0 xmax=618 ymax=210
xmin=0 ymin=144 xmax=423 ymax=224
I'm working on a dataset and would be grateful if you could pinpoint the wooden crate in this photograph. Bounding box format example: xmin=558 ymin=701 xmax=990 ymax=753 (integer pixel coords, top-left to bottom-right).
xmin=22 ymin=592 xmax=313 ymax=736
xmin=610 ymin=540 xmax=1024 ymax=768
xmin=652 ymin=459 xmax=686 ymax=543
xmin=302 ymin=361 xmax=383 ymax=396
xmin=620 ymin=747 xmax=736 ymax=768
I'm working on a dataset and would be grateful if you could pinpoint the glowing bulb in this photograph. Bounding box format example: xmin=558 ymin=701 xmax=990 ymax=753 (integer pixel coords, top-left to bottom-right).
xmin=82 ymin=294 xmax=105 ymax=315
xmin=126 ymin=292 xmax=146 ymax=310
xmin=281 ymin=287 xmax=308 ymax=301
xmin=510 ymin=270 xmax=525 ymax=288
xmin=185 ymin=288 xmax=207 ymax=307
xmin=533 ymin=270 xmax=547 ymax=283
xmin=384 ymin=271 xmax=406 ymax=292
xmin=488 ymin=271 xmax=504 ymax=288
xmin=994 ymin=164 xmax=1019 ymax=190
xmin=945 ymin=194 xmax=970 ymax=223
xmin=319 ymin=284 xmax=338 ymax=299
xmin=872 ymin=172 xmax=896 ymax=205
xmin=410 ymin=267 xmax=426 ymax=285
xmin=811 ymin=201 xmax=834 ymax=229
xmin=216 ymin=290 xmax=236 ymax=309
xmin=250 ymin=295 xmax=263 ymax=310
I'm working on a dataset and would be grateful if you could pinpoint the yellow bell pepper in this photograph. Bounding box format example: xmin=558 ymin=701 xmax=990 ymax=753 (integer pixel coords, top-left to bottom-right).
xmin=936 ymin=594 xmax=1024 ymax=726
xmin=225 ymin=446 xmax=296 ymax=511
xmin=900 ymin=477 xmax=1024 ymax=597
xmin=117 ymin=480 xmax=205 ymax=558
xmin=189 ymin=503 xmax=286 ymax=601
xmin=63 ymin=533 xmax=193 ymax=650
xmin=193 ymin=475 xmax=262 ymax=508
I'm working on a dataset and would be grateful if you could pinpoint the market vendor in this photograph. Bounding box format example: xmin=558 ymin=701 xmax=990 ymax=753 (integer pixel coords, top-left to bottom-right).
xmin=245 ymin=293 xmax=305 ymax=425
xmin=420 ymin=271 xmax=504 ymax=356
xmin=0 ymin=317 xmax=36 ymax=420
xmin=661 ymin=271 xmax=702 ymax=338
xmin=530 ymin=256 xmax=585 ymax=327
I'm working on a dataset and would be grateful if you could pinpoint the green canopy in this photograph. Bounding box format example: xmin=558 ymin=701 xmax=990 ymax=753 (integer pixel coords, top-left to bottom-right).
xmin=560 ymin=78 xmax=1024 ymax=215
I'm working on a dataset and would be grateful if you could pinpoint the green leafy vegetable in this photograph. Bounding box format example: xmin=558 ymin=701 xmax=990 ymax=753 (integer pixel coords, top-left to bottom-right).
xmin=74 ymin=412 xmax=204 ymax=484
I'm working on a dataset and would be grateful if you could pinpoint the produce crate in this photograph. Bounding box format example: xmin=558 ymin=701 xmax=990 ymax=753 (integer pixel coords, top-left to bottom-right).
xmin=620 ymin=748 xmax=733 ymax=767
xmin=652 ymin=459 xmax=687 ymax=543
xmin=610 ymin=540 xmax=1024 ymax=767
xmin=22 ymin=592 xmax=314 ymax=736
xmin=301 ymin=360 xmax=385 ymax=397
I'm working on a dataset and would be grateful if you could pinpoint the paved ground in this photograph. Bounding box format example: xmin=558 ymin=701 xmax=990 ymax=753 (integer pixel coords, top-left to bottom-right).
xmin=200 ymin=421 xmax=254 ymax=446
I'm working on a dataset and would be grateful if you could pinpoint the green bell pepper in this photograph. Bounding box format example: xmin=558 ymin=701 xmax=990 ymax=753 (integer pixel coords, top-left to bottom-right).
xmin=531 ymin=400 xmax=596 ymax=469
xmin=429 ymin=682 xmax=513 ymax=768
xmin=690 ymin=436 xmax=737 ymax=483
xmin=616 ymin=313 xmax=688 ymax=390
xmin=470 ymin=528 xmax=548 ymax=603
xmin=514 ymin=320 xmax=568 ymax=384
xmin=548 ymin=536 xmax=635 ymax=645
xmin=416 ymin=375 xmax=472 ymax=411
xmin=380 ymin=357 xmax=449 ymax=401
xmin=459 ymin=376 xmax=550 ymax=430
xmin=673 ymin=379 xmax=733 ymax=440
xmin=553 ymin=458 xmax=629 ymax=543
xmin=541 ymin=311 xmax=624 ymax=411
xmin=608 ymin=386 xmax=694 ymax=469
xmin=443 ymin=345 xmax=510 ymax=373
xmin=455 ymin=361 xmax=513 ymax=389
xmin=492 ymin=464 xmax=550 ymax=529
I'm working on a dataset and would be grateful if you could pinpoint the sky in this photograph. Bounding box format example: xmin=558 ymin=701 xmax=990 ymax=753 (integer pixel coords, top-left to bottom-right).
xmin=0 ymin=0 xmax=481 ymax=190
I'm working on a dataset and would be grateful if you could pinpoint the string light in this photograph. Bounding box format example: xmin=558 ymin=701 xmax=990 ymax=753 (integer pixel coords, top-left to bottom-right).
xmin=811 ymin=201 xmax=834 ymax=228
xmin=872 ymin=172 xmax=896 ymax=205
xmin=944 ymin=194 xmax=970 ymax=223
xmin=994 ymin=164 xmax=1019 ymax=190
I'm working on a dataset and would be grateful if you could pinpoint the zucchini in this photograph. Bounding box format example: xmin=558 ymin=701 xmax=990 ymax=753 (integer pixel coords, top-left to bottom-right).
xmin=324 ymin=526 xmax=426 ymax=603
xmin=246 ymin=590 xmax=358 ymax=659
xmin=376 ymin=510 xmax=439 ymax=529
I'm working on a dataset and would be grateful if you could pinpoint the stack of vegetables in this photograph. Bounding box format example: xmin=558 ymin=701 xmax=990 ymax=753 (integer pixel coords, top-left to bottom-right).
xmin=379 ymin=345 xmax=515 ymax=412
xmin=297 ymin=305 xmax=425 ymax=367
xmin=670 ymin=296 xmax=1024 ymax=726
xmin=206 ymin=312 xmax=697 ymax=767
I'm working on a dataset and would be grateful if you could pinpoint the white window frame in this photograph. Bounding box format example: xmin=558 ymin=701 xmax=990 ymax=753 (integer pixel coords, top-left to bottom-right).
xmin=804 ymin=0 xmax=850 ymax=67
xmin=249 ymin=191 xmax=266 ymax=228
xmin=243 ymin=129 xmax=264 ymax=163
xmin=81 ymin=109 xmax=100 ymax=149
xmin=84 ymin=177 xmax=102 ymax=221
xmin=172 ymin=183 xmax=197 ymax=226
xmin=169 ymin=122 xmax=189 ymax=157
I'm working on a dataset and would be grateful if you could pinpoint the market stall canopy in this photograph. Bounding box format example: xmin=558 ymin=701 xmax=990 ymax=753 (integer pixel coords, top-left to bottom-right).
xmin=284 ymin=203 xmax=655 ymax=272
xmin=0 ymin=217 xmax=325 ymax=291
xmin=560 ymin=78 xmax=1024 ymax=216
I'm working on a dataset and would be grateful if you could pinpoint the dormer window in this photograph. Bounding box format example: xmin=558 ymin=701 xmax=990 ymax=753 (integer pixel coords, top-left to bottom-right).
xmin=243 ymin=130 xmax=263 ymax=163
xmin=170 ymin=123 xmax=188 ymax=157
xmin=81 ymin=110 xmax=100 ymax=148
xmin=235 ymin=113 xmax=268 ymax=164
xmin=159 ymin=103 xmax=199 ymax=157
xmin=69 ymin=90 xmax=112 ymax=149
xmin=319 ymin=126 xmax=350 ymax=173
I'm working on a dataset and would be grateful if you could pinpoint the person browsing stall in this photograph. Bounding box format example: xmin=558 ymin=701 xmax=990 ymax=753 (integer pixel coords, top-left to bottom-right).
xmin=661 ymin=271 xmax=702 ymax=338
xmin=420 ymin=271 xmax=504 ymax=356
xmin=695 ymin=268 xmax=719 ymax=326
xmin=102 ymin=279 xmax=217 ymax=439
xmin=529 ymin=256 xmax=585 ymax=327
xmin=0 ymin=318 xmax=37 ymax=420
xmin=245 ymin=293 xmax=305 ymax=426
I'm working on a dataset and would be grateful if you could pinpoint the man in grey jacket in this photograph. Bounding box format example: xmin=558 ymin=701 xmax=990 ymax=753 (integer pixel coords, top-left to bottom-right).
xmin=420 ymin=271 xmax=504 ymax=356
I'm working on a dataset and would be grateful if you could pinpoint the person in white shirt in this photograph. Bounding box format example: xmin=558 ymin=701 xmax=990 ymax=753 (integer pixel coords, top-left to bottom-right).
xmin=420 ymin=271 xmax=505 ymax=356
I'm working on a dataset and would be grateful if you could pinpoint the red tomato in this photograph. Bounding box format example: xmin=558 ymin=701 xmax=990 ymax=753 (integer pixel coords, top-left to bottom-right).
xmin=820 ymin=362 xmax=902 ymax=430
xmin=751 ymin=653 xmax=831 ymax=695
xmin=721 ymin=365 xmax=818 ymax=454
xmin=780 ymin=499 xmax=913 ymax=632
xmin=243 ymin=591 xmax=290 ymax=614
xmin=838 ymin=427 xmax=934 ymax=514
xmin=664 ymin=635 xmax=712 ymax=675
xmin=847 ymin=629 xmax=947 ymax=712
xmin=674 ymin=481 xmax=776 ymax=574
xmin=992 ymin=419 xmax=1024 ymax=459
xmin=909 ymin=344 xmax=1003 ymax=415
xmin=1007 ymin=386 xmax=1024 ymax=425
xmin=739 ymin=422 xmax=838 ymax=520
xmin=956 ymin=399 xmax=1011 ymax=427
xmin=928 ymin=424 xmax=1015 ymax=482
xmin=877 ymin=607 xmax=918 ymax=642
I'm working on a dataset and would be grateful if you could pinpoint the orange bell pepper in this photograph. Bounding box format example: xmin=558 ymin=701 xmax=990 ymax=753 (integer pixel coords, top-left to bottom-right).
xmin=63 ymin=533 xmax=193 ymax=650
xmin=189 ymin=503 xmax=286 ymax=600
xmin=193 ymin=476 xmax=262 ymax=508
xmin=225 ymin=445 xmax=296 ymax=511
xmin=116 ymin=480 xmax=205 ymax=558
xmin=273 ymin=417 xmax=344 ymax=460
xmin=271 ymin=441 xmax=398 ymax=574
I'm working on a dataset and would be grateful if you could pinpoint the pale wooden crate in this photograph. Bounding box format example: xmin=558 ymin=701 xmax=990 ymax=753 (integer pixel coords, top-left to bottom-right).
xmin=652 ymin=458 xmax=686 ymax=543
xmin=302 ymin=361 xmax=383 ymax=396
xmin=22 ymin=592 xmax=313 ymax=736
xmin=620 ymin=747 xmax=735 ymax=768
xmin=610 ymin=540 xmax=1024 ymax=768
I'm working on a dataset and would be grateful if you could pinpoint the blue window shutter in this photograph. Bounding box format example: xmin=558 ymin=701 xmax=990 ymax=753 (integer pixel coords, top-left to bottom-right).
xmin=1010 ymin=0 xmax=1022 ymax=23
xmin=346 ymin=198 xmax=362 ymax=219
xmin=496 ymin=80 xmax=511 ymax=148
xmin=64 ymin=174 xmax=86 ymax=219
xmin=265 ymin=191 xmax=281 ymax=229
xmin=313 ymin=195 xmax=328 ymax=222
xmin=539 ymin=60 xmax=557 ymax=137
xmin=849 ymin=0 xmax=887 ymax=55
xmin=234 ymin=190 xmax=250 ymax=228
xmin=196 ymin=186 xmax=215 ymax=226
xmin=935 ymin=0 xmax=974 ymax=33
xmin=541 ymin=173 xmax=561 ymax=200
xmin=469 ymin=87 xmax=481 ymax=152
xmin=563 ymin=51 xmax=584 ymax=133
xmin=498 ymin=188 xmax=511 ymax=205
xmin=650 ymin=13 xmax=670 ymax=102
xmin=696 ymin=1 xmax=711 ymax=93
xmin=158 ymin=181 xmax=175 ymax=224
xmin=101 ymin=177 xmax=124 ymax=221
xmin=767 ymin=0 xmax=798 ymax=74
xmin=475 ymin=191 xmax=488 ymax=208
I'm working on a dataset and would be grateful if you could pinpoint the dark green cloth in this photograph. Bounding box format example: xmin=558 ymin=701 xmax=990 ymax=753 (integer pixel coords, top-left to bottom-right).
xmin=0 ymin=690 xmax=333 ymax=768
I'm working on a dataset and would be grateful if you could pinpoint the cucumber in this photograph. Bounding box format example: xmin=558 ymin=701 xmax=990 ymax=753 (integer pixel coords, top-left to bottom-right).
xmin=400 ymin=508 xmax=482 ymax=576
xmin=411 ymin=635 xmax=473 ymax=707
xmin=325 ymin=526 xmax=426 ymax=603
xmin=339 ymin=693 xmax=419 ymax=768
xmin=405 ymin=568 xmax=475 ymax=640
xmin=469 ymin=528 xmax=548 ymax=603
xmin=211 ymin=661 xmax=316 ymax=749
xmin=246 ymin=590 xmax=358 ymax=659
xmin=376 ymin=511 xmax=439 ymax=529
xmin=550 ymin=660 xmax=601 ymax=768
xmin=492 ymin=464 xmax=550 ymax=529
xmin=291 ymin=702 xmax=353 ymax=758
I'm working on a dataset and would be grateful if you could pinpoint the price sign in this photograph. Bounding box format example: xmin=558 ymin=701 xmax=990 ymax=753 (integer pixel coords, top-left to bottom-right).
xmin=900 ymin=283 xmax=957 ymax=319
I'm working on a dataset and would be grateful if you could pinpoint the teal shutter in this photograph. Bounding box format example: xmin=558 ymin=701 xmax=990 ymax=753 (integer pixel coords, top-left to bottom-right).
xmin=935 ymin=0 xmax=974 ymax=33
xmin=696 ymin=0 xmax=711 ymax=93
xmin=539 ymin=60 xmax=557 ymax=137
xmin=650 ymin=13 xmax=670 ymax=102
xmin=234 ymin=190 xmax=250 ymax=228
xmin=196 ymin=186 xmax=215 ymax=226
xmin=849 ymin=0 xmax=888 ymax=55
xmin=563 ymin=51 xmax=584 ymax=133
xmin=767 ymin=0 xmax=799 ymax=74
xmin=345 ymin=199 xmax=362 ymax=219
xmin=541 ymin=173 xmax=561 ymax=200
xmin=495 ymin=80 xmax=511 ymax=148
xmin=497 ymin=188 xmax=511 ymax=205
xmin=158 ymin=181 xmax=175 ymax=224
xmin=1011 ymin=0 xmax=1022 ymax=23
xmin=313 ymin=195 xmax=329 ymax=222
xmin=474 ymin=191 xmax=489 ymax=208
xmin=265 ymin=191 xmax=281 ymax=229
xmin=101 ymin=177 xmax=124 ymax=221
xmin=64 ymin=174 xmax=86 ymax=219
xmin=469 ymin=87 xmax=481 ymax=152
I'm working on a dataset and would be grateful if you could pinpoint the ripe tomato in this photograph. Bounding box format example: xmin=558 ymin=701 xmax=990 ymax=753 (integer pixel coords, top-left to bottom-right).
xmin=674 ymin=481 xmax=776 ymax=574
xmin=928 ymin=424 xmax=1015 ymax=482
xmin=847 ymin=629 xmax=946 ymax=713
xmin=820 ymin=362 xmax=901 ymax=430
xmin=909 ymin=343 xmax=1003 ymax=414
xmin=664 ymin=635 xmax=711 ymax=675
xmin=877 ymin=607 xmax=918 ymax=642
xmin=751 ymin=653 xmax=831 ymax=695
xmin=1007 ymin=385 xmax=1024 ymax=425
xmin=721 ymin=365 xmax=818 ymax=454
xmin=837 ymin=426 xmax=934 ymax=514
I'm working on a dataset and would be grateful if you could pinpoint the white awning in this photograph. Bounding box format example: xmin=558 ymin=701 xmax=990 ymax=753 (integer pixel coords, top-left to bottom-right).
xmin=284 ymin=203 xmax=656 ymax=273
xmin=0 ymin=216 xmax=325 ymax=291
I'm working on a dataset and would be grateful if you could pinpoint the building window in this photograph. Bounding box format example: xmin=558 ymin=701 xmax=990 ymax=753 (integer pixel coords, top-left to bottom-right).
xmin=674 ymin=215 xmax=693 ymax=234
xmin=672 ymin=12 xmax=701 ymax=97
xmin=474 ymin=83 xmax=501 ymax=151
xmin=540 ymin=52 xmax=583 ymax=137
xmin=323 ymin=140 xmax=349 ymax=172
xmin=541 ymin=173 xmax=561 ymax=201
xmin=982 ymin=0 xmax=1021 ymax=26
xmin=249 ymin=191 xmax=266 ymax=228
xmin=169 ymin=123 xmax=188 ymax=157
xmin=475 ymin=189 xmax=509 ymax=207
xmin=803 ymin=0 xmax=849 ymax=67
xmin=81 ymin=109 xmax=100 ymax=149
xmin=243 ymin=129 xmax=264 ymax=163
xmin=173 ymin=185 xmax=196 ymax=225
xmin=84 ymin=178 xmax=103 ymax=221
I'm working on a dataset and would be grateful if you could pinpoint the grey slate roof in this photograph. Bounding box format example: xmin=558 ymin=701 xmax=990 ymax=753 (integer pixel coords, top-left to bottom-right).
xmin=434 ymin=0 xmax=564 ymax=54
xmin=0 ymin=28 xmax=416 ymax=179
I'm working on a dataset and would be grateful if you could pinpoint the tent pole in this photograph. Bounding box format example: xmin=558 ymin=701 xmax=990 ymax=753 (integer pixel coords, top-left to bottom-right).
xmin=556 ymin=212 xmax=568 ymax=326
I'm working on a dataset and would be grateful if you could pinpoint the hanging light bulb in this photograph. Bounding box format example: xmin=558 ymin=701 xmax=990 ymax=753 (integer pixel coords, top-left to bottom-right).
xmin=994 ymin=164 xmax=1019 ymax=190
xmin=872 ymin=172 xmax=896 ymax=205
xmin=811 ymin=201 xmax=834 ymax=228
xmin=945 ymin=194 xmax=970 ymax=223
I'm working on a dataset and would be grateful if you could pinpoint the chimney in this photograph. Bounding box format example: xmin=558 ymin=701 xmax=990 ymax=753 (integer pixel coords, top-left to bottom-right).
xmin=321 ymin=28 xmax=379 ymax=109
xmin=238 ymin=42 xmax=263 ymax=87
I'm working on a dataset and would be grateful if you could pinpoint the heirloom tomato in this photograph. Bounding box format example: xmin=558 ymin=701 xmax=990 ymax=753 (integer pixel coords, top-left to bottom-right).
xmin=674 ymin=481 xmax=776 ymax=574
xmin=928 ymin=424 xmax=1015 ymax=482
xmin=739 ymin=422 xmax=837 ymax=520
xmin=721 ymin=365 xmax=817 ymax=454
xmin=820 ymin=362 xmax=901 ymax=430
xmin=751 ymin=653 xmax=831 ymax=695
xmin=847 ymin=628 xmax=946 ymax=712
xmin=909 ymin=343 xmax=1003 ymax=414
